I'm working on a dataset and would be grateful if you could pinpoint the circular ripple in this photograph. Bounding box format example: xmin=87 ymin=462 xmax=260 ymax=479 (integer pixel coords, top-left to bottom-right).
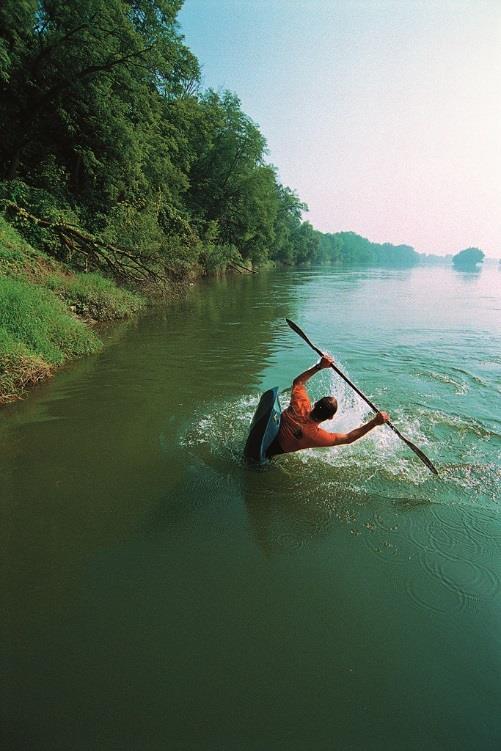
xmin=405 ymin=568 xmax=466 ymax=614
xmin=460 ymin=507 xmax=501 ymax=542
xmin=420 ymin=550 xmax=499 ymax=601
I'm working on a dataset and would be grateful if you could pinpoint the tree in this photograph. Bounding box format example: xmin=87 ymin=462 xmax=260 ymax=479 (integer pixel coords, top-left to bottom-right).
xmin=186 ymin=91 xmax=270 ymax=257
xmin=452 ymin=247 xmax=485 ymax=269
xmin=0 ymin=1 xmax=318 ymax=277
xmin=0 ymin=0 xmax=199 ymax=206
xmin=314 ymin=231 xmax=419 ymax=267
xmin=270 ymin=185 xmax=308 ymax=265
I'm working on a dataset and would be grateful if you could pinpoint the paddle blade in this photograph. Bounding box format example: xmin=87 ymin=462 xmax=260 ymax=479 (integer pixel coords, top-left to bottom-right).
xmin=402 ymin=436 xmax=439 ymax=475
xmin=285 ymin=318 xmax=323 ymax=357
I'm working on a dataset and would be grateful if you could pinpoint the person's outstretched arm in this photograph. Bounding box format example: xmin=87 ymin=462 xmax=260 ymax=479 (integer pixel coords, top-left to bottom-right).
xmin=329 ymin=411 xmax=389 ymax=446
xmin=293 ymin=355 xmax=334 ymax=386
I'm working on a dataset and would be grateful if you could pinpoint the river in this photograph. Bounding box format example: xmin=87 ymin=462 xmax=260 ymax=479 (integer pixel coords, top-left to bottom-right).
xmin=1 ymin=265 xmax=500 ymax=750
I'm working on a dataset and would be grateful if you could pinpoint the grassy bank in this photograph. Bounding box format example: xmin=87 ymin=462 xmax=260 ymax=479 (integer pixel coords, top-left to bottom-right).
xmin=0 ymin=216 xmax=144 ymax=404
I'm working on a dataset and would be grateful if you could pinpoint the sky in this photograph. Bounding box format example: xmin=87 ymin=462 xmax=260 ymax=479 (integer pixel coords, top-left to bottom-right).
xmin=178 ymin=0 xmax=501 ymax=257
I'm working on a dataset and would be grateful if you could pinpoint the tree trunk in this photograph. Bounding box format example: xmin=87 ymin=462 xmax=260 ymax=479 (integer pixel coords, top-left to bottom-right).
xmin=7 ymin=150 xmax=20 ymax=180
xmin=71 ymin=152 xmax=82 ymax=192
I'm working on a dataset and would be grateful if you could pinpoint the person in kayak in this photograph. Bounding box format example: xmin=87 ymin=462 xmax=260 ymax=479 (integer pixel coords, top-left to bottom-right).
xmin=267 ymin=354 xmax=389 ymax=457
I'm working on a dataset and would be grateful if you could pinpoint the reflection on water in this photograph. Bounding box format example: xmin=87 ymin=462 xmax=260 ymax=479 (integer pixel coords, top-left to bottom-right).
xmin=453 ymin=266 xmax=483 ymax=280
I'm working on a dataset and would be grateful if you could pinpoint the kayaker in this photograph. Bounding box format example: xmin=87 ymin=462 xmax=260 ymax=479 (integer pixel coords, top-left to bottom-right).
xmin=267 ymin=354 xmax=389 ymax=457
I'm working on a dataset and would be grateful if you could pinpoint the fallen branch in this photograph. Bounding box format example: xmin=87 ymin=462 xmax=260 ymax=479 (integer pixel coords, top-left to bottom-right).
xmin=230 ymin=260 xmax=257 ymax=274
xmin=4 ymin=202 xmax=166 ymax=283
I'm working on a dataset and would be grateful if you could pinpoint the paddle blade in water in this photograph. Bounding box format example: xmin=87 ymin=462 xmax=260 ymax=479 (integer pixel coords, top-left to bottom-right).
xmin=401 ymin=436 xmax=439 ymax=475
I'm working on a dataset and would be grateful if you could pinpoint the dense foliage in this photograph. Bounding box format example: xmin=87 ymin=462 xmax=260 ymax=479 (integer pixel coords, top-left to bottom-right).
xmin=452 ymin=247 xmax=485 ymax=269
xmin=316 ymin=231 xmax=420 ymax=266
xmin=0 ymin=0 xmax=318 ymax=275
xmin=0 ymin=0 xmax=484 ymax=282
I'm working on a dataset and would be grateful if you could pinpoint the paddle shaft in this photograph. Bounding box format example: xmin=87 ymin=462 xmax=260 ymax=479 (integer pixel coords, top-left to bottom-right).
xmin=285 ymin=318 xmax=438 ymax=475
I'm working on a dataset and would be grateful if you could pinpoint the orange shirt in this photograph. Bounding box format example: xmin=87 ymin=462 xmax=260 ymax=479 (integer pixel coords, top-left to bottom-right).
xmin=278 ymin=383 xmax=335 ymax=454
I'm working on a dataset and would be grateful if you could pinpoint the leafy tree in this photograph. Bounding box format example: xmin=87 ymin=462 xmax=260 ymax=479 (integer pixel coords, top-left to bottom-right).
xmin=0 ymin=0 xmax=319 ymax=278
xmin=452 ymin=247 xmax=484 ymax=269
xmin=186 ymin=91 xmax=269 ymax=256
xmin=315 ymin=231 xmax=419 ymax=267
xmin=317 ymin=232 xmax=344 ymax=263
xmin=0 ymin=1 xmax=198 ymax=201
xmin=270 ymin=185 xmax=309 ymax=265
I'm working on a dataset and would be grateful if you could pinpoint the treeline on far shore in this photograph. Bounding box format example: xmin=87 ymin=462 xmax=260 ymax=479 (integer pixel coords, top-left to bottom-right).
xmin=317 ymin=233 xmax=487 ymax=268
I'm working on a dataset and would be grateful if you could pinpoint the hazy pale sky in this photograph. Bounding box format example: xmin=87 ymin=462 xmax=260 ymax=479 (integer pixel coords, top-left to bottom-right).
xmin=178 ymin=0 xmax=501 ymax=257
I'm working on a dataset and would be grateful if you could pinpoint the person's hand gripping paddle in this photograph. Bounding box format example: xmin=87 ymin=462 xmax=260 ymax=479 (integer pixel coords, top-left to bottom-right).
xmin=286 ymin=318 xmax=438 ymax=475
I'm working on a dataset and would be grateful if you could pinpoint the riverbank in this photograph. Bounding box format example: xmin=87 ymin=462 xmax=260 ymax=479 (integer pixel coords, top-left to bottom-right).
xmin=0 ymin=215 xmax=144 ymax=404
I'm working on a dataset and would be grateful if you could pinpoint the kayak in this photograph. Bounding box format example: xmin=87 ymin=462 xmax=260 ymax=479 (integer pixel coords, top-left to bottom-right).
xmin=244 ymin=387 xmax=282 ymax=464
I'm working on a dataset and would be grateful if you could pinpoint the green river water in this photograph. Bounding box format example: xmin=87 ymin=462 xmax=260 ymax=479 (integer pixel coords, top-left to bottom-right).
xmin=2 ymin=265 xmax=500 ymax=750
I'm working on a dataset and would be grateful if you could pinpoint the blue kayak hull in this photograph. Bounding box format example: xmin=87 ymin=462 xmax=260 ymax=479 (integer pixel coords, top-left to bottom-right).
xmin=244 ymin=387 xmax=282 ymax=464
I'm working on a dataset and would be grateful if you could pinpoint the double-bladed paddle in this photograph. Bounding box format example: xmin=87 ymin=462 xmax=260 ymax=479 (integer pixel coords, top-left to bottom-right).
xmin=286 ymin=318 xmax=438 ymax=475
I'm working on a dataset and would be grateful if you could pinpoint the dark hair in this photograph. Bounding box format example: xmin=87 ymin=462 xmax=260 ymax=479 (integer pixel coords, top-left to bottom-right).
xmin=311 ymin=396 xmax=338 ymax=422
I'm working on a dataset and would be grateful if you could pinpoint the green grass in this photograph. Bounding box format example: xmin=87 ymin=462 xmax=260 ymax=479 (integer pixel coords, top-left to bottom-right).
xmin=0 ymin=214 xmax=60 ymax=281
xmin=0 ymin=215 xmax=145 ymax=403
xmin=0 ymin=277 xmax=101 ymax=365
xmin=0 ymin=214 xmax=145 ymax=321
xmin=44 ymin=271 xmax=144 ymax=320
xmin=0 ymin=326 xmax=53 ymax=404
